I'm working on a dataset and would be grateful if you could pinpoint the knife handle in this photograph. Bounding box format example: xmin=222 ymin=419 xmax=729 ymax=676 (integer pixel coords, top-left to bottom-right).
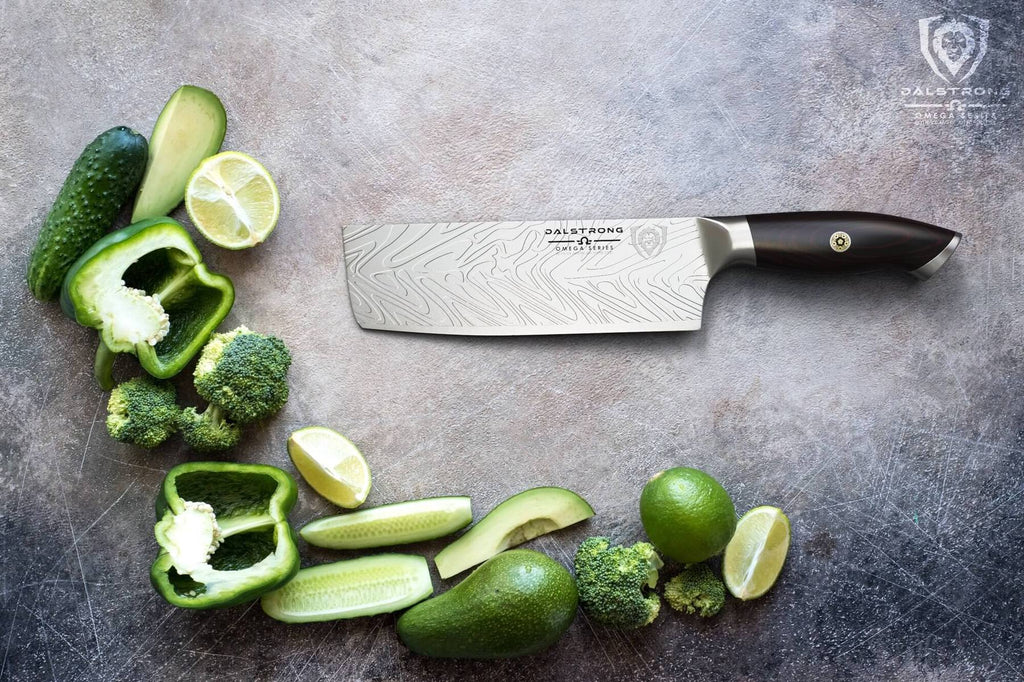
xmin=743 ymin=211 xmax=961 ymax=280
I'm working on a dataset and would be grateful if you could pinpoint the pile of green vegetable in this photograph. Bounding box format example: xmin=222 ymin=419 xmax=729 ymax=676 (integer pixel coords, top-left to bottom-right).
xmin=30 ymin=86 xmax=793 ymax=662
xmin=28 ymin=85 xmax=279 ymax=391
xmin=28 ymin=85 xmax=291 ymax=453
xmin=106 ymin=326 xmax=291 ymax=452
xmin=149 ymin=442 xmax=789 ymax=659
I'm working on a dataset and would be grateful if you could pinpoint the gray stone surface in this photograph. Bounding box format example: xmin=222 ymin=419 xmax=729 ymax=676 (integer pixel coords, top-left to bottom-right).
xmin=2 ymin=1 xmax=1023 ymax=680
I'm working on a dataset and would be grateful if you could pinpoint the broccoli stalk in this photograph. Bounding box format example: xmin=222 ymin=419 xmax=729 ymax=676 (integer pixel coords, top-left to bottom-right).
xmin=663 ymin=563 xmax=726 ymax=617
xmin=574 ymin=536 xmax=664 ymax=629
xmin=105 ymin=376 xmax=180 ymax=448
xmin=193 ymin=326 xmax=291 ymax=425
xmin=178 ymin=404 xmax=242 ymax=453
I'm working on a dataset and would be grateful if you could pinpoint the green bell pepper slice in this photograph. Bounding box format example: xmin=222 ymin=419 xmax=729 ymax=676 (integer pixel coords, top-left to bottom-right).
xmin=60 ymin=217 xmax=234 ymax=390
xmin=151 ymin=462 xmax=301 ymax=610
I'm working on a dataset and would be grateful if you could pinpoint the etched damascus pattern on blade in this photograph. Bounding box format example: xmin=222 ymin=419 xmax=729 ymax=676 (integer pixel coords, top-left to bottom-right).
xmin=342 ymin=218 xmax=709 ymax=335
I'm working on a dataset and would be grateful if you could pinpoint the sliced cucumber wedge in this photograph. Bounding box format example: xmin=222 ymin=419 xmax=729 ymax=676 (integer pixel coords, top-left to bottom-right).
xmin=260 ymin=554 xmax=433 ymax=623
xmin=434 ymin=487 xmax=594 ymax=579
xmin=300 ymin=497 xmax=473 ymax=550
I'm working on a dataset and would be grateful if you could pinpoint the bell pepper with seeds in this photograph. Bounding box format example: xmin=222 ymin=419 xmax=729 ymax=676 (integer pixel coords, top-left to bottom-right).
xmin=150 ymin=462 xmax=301 ymax=609
xmin=60 ymin=217 xmax=234 ymax=390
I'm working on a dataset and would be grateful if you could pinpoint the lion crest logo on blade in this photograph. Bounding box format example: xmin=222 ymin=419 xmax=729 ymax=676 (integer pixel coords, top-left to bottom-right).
xmin=632 ymin=224 xmax=667 ymax=258
xmin=919 ymin=15 xmax=989 ymax=84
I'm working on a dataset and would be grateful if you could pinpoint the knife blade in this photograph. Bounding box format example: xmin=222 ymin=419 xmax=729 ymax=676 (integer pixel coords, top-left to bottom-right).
xmin=341 ymin=212 xmax=961 ymax=336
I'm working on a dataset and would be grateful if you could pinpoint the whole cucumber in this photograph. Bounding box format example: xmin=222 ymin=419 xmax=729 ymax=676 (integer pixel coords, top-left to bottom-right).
xmin=27 ymin=127 xmax=148 ymax=300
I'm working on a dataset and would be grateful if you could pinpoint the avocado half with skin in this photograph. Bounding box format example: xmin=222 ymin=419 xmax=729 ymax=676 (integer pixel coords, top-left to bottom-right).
xmin=132 ymin=85 xmax=226 ymax=221
xmin=399 ymin=549 xmax=578 ymax=659
xmin=434 ymin=487 xmax=594 ymax=579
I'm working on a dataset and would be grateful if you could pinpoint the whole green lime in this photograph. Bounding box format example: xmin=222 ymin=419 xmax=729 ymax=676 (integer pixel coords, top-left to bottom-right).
xmin=639 ymin=467 xmax=736 ymax=564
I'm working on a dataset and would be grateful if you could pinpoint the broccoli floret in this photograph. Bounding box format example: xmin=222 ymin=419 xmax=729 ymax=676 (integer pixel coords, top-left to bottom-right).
xmin=193 ymin=326 xmax=291 ymax=425
xmin=106 ymin=376 xmax=180 ymax=448
xmin=663 ymin=563 xmax=726 ymax=617
xmin=178 ymin=405 xmax=242 ymax=453
xmin=574 ymin=536 xmax=664 ymax=629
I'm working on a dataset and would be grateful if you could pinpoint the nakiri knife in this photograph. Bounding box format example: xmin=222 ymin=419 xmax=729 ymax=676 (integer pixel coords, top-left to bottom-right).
xmin=341 ymin=212 xmax=961 ymax=335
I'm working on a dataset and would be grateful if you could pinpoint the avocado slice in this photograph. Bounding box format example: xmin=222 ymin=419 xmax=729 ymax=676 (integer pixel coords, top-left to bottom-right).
xmin=434 ymin=487 xmax=594 ymax=579
xmin=132 ymin=85 xmax=226 ymax=222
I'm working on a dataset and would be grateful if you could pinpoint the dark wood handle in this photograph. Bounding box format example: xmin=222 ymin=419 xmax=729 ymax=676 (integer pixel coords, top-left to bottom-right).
xmin=746 ymin=211 xmax=961 ymax=279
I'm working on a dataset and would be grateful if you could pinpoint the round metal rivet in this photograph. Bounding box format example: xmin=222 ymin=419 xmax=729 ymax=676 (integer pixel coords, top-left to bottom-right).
xmin=830 ymin=231 xmax=852 ymax=253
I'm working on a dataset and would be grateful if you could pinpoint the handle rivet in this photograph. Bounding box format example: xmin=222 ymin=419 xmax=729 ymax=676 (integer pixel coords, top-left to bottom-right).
xmin=830 ymin=231 xmax=852 ymax=253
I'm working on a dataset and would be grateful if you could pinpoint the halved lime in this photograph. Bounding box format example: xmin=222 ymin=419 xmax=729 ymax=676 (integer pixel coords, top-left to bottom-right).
xmin=722 ymin=505 xmax=791 ymax=600
xmin=260 ymin=554 xmax=433 ymax=623
xmin=185 ymin=151 xmax=280 ymax=249
xmin=301 ymin=497 xmax=473 ymax=549
xmin=287 ymin=426 xmax=371 ymax=508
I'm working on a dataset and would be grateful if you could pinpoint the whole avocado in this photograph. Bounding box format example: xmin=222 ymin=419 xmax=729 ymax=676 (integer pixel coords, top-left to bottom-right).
xmin=27 ymin=127 xmax=148 ymax=300
xmin=397 ymin=549 xmax=577 ymax=659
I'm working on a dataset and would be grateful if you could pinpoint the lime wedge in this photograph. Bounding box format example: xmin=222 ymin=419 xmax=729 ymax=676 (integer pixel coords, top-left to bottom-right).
xmin=301 ymin=497 xmax=473 ymax=549
xmin=185 ymin=151 xmax=280 ymax=249
xmin=287 ymin=426 xmax=371 ymax=508
xmin=722 ymin=505 xmax=791 ymax=600
xmin=261 ymin=554 xmax=433 ymax=623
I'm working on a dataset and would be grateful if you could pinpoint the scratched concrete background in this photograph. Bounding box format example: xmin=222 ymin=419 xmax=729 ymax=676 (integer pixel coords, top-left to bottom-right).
xmin=2 ymin=1 xmax=1023 ymax=680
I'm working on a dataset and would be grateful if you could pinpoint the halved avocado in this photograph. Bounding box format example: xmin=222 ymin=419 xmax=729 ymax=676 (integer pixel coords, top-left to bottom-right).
xmin=434 ymin=487 xmax=594 ymax=579
xmin=132 ymin=85 xmax=226 ymax=221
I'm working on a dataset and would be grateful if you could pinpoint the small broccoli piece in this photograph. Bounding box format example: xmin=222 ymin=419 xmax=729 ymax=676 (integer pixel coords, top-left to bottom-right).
xmin=106 ymin=376 xmax=180 ymax=448
xmin=574 ymin=536 xmax=664 ymax=629
xmin=178 ymin=405 xmax=242 ymax=453
xmin=193 ymin=326 xmax=291 ymax=425
xmin=663 ymin=563 xmax=726 ymax=617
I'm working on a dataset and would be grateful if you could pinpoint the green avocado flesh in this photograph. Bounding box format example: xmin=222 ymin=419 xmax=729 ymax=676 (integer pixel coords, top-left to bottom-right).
xmin=433 ymin=487 xmax=594 ymax=579
xmin=132 ymin=85 xmax=226 ymax=221
xmin=398 ymin=549 xmax=578 ymax=659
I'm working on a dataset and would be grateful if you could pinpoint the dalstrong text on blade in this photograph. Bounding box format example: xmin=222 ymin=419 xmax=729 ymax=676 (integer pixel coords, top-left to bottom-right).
xmin=545 ymin=225 xmax=625 ymax=252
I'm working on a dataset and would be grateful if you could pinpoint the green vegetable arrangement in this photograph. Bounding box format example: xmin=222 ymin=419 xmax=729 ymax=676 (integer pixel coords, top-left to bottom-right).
xmin=103 ymin=326 xmax=291 ymax=453
xmin=28 ymin=86 xmax=794 ymax=661
xmin=30 ymin=85 xmax=275 ymax=392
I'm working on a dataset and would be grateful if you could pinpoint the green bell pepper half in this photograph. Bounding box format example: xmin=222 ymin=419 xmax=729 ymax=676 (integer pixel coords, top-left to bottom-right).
xmin=151 ymin=461 xmax=301 ymax=610
xmin=60 ymin=218 xmax=234 ymax=390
